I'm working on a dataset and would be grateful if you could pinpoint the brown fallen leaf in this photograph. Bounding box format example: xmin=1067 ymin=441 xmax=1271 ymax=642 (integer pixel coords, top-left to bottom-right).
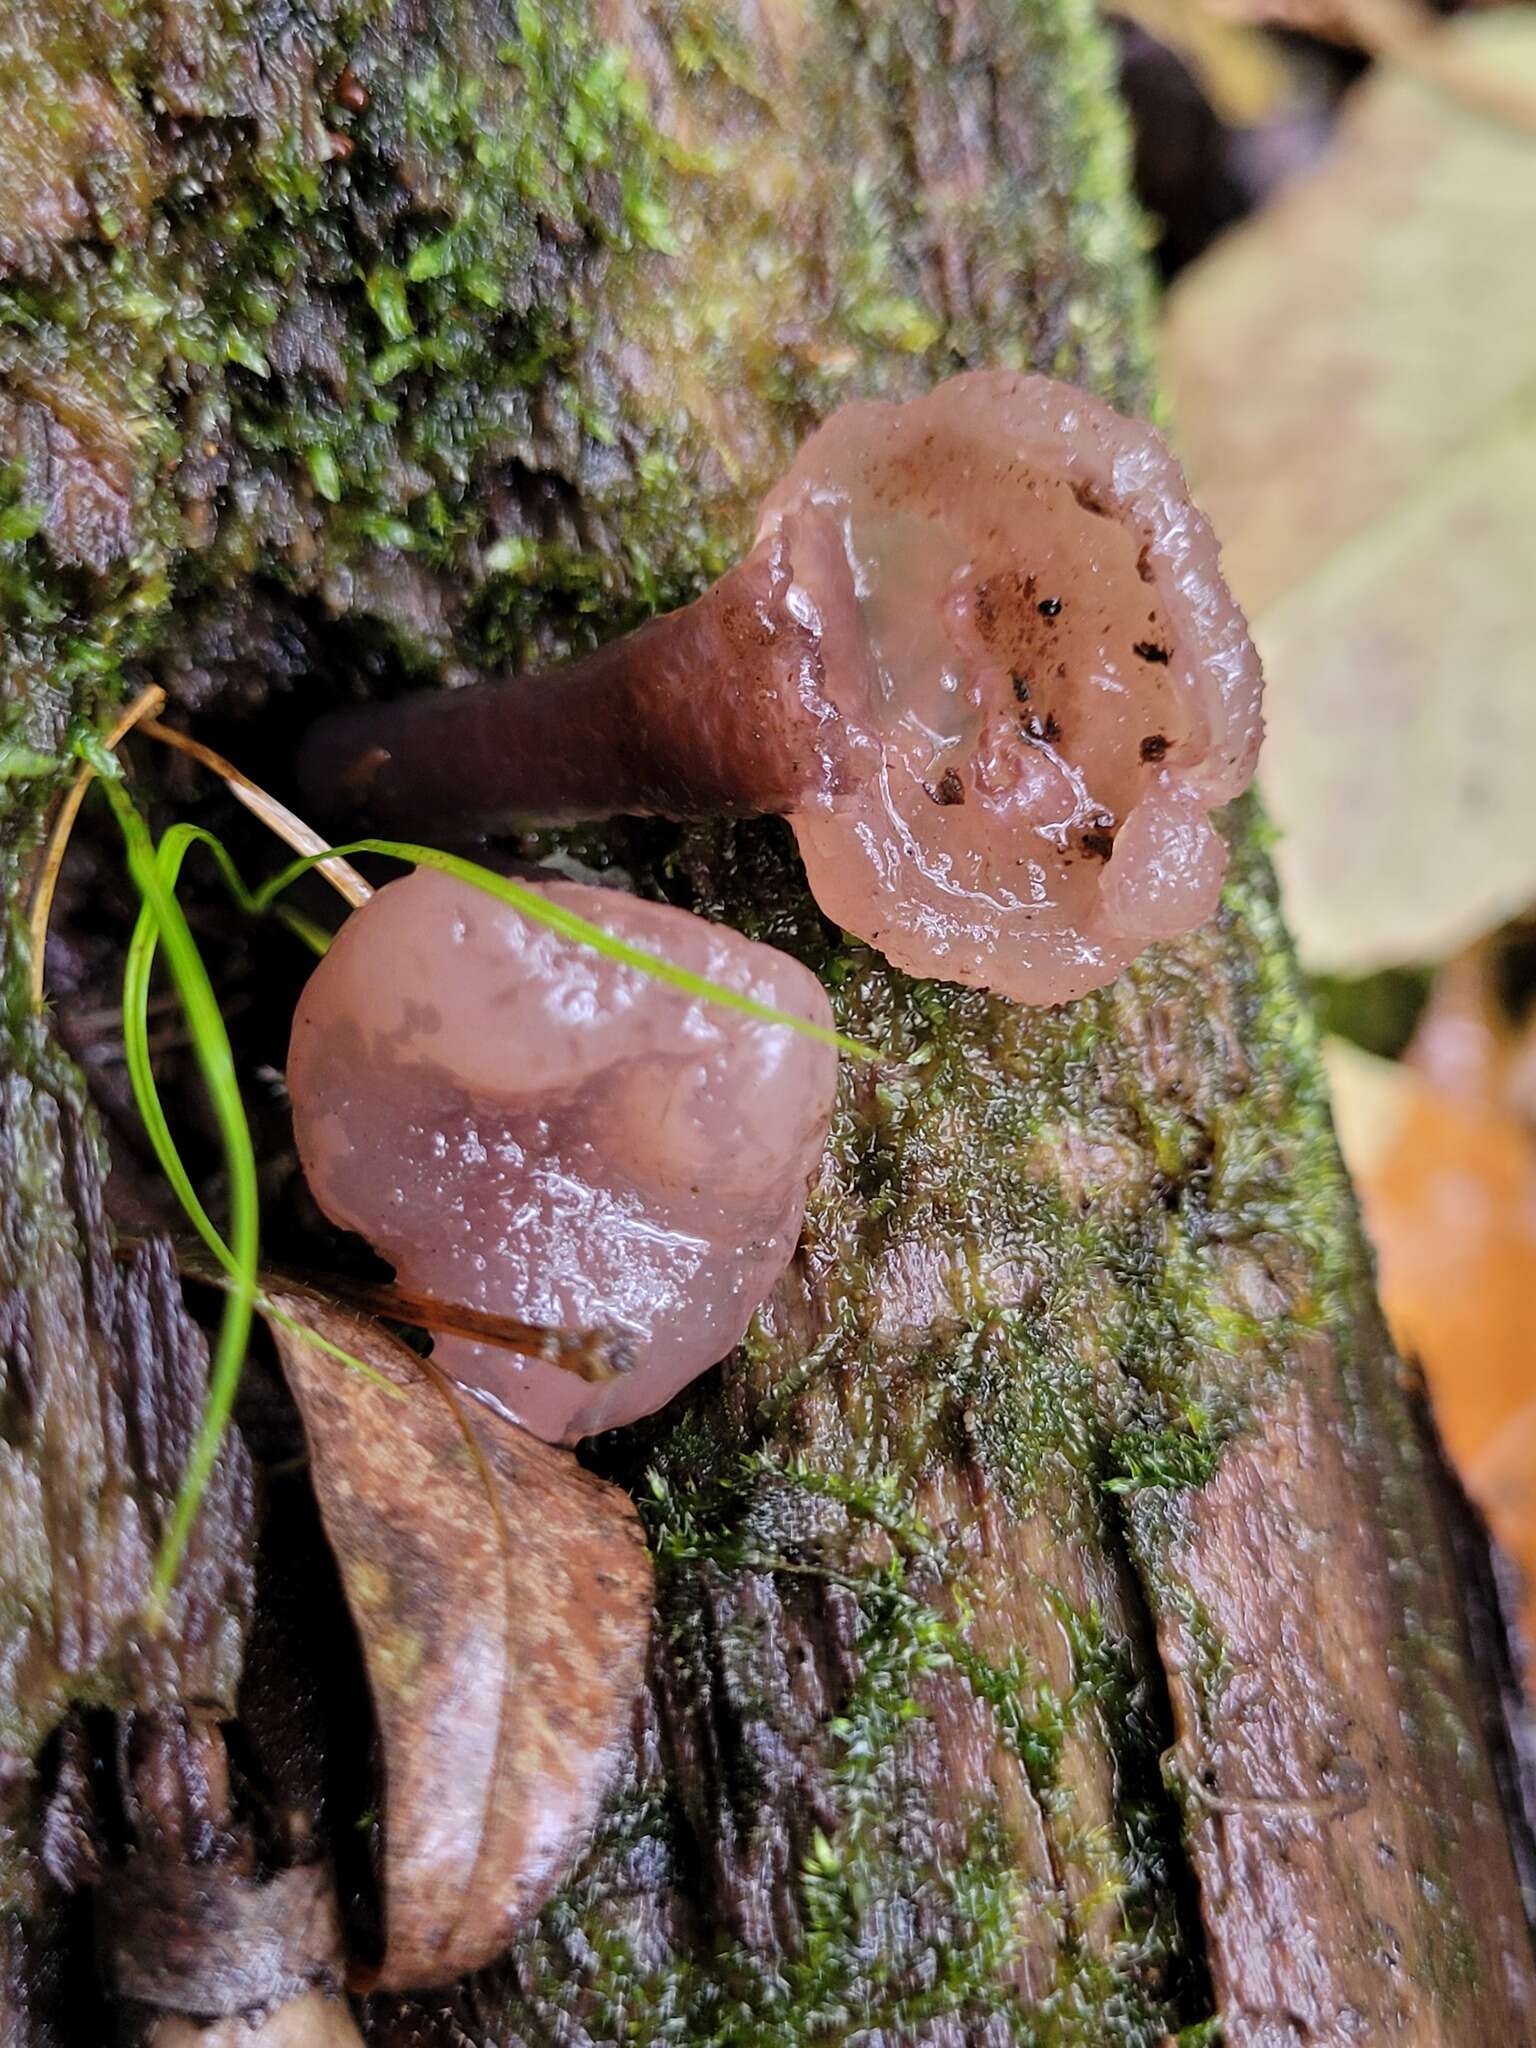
xmin=261 ymin=1287 xmax=654 ymax=1990
xmin=1402 ymin=944 xmax=1511 ymax=1105
xmin=1163 ymin=15 xmax=1536 ymax=974
xmin=1399 ymin=928 xmax=1536 ymax=1137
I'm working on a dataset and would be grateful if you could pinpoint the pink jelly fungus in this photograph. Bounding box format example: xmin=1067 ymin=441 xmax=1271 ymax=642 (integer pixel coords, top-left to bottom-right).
xmin=300 ymin=370 xmax=1263 ymax=1005
xmin=761 ymin=370 xmax=1264 ymax=1002
xmin=287 ymin=868 xmax=838 ymax=1442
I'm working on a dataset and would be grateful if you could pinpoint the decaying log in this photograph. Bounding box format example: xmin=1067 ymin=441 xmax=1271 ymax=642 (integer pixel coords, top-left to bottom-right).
xmin=0 ymin=0 xmax=1532 ymax=2042
xmin=0 ymin=1041 xmax=254 ymax=2041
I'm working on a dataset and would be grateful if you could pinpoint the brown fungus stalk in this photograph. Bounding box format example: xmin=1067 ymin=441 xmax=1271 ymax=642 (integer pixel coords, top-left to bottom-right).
xmin=287 ymin=867 xmax=838 ymax=1442
xmin=302 ymin=371 xmax=1263 ymax=1004
xmin=301 ymin=497 xmax=868 ymax=829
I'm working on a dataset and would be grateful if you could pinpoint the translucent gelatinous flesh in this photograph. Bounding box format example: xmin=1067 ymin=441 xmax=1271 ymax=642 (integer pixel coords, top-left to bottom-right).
xmin=299 ymin=370 xmax=1262 ymax=1006
xmin=287 ymin=868 xmax=838 ymax=1441
xmin=761 ymin=368 xmax=1265 ymax=1003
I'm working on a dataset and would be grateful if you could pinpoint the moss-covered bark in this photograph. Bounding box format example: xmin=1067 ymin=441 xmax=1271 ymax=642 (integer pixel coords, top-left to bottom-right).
xmin=2 ymin=0 xmax=1533 ymax=2042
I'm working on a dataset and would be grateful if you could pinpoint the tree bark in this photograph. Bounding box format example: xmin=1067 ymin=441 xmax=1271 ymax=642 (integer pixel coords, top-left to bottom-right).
xmin=1 ymin=0 xmax=1533 ymax=2043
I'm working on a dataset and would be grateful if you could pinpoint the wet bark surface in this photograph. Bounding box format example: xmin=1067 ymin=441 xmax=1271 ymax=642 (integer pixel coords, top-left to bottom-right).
xmin=0 ymin=1044 xmax=254 ymax=2042
xmin=0 ymin=0 xmax=1533 ymax=2042
xmin=0 ymin=1063 xmax=254 ymax=1840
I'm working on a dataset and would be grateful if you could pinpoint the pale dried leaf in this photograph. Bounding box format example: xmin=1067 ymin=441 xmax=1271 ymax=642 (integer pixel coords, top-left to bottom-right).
xmin=1322 ymin=1036 xmax=1413 ymax=1180
xmin=1210 ymin=0 xmax=1536 ymax=132
xmin=261 ymin=1288 xmax=654 ymax=1990
xmin=1163 ymin=15 xmax=1536 ymax=972
xmin=153 ymin=1990 xmax=365 ymax=2046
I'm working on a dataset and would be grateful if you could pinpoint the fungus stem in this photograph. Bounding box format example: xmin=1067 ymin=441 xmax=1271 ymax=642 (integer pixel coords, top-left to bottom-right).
xmin=297 ymin=511 xmax=864 ymax=838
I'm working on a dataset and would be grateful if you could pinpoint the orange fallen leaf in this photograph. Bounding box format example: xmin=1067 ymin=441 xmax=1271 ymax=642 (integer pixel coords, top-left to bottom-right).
xmin=1328 ymin=1040 xmax=1536 ymax=1638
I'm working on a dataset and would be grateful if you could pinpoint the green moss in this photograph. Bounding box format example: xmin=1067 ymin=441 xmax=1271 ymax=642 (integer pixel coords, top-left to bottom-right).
xmin=2 ymin=0 xmax=1156 ymax=727
xmin=1106 ymin=1421 xmax=1220 ymax=1497
xmin=954 ymin=1641 xmax=1069 ymax=1788
xmin=482 ymin=1452 xmax=1195 ymax=2043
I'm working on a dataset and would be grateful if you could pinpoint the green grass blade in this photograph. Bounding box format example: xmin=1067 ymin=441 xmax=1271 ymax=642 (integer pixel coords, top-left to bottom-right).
xmin=273 ymin=905 xmax=333 ymax=956
xmin=121 ymin=830 xmax=233 ymax=1272
xmin=256 ymin=1300 xmax=404 ymax=1395
xmin=114 ymin=822 xmax=391 ymax=1381
xmin=121 ymin=822 xmax=327 ymax=1267
xmin=254 ymin=837 xmax=879 ymax=1063
xmin=96 ymin=784 xmax=261 ymax=1618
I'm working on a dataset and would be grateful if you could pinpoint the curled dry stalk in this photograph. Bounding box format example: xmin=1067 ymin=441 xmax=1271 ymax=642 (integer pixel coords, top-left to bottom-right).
xmin=26 ymin=684 xmax=167 ymax=1008
xmin=167 ymin=1250 xmax=633 ymax=1387
xmin=139 ymin=719 xmax=374 ymax=908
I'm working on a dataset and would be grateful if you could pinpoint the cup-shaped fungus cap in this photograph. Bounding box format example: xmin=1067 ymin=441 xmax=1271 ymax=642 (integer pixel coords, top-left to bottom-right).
xmin=298 ymin=371 xmax=1261 ymax=1007
xmin=762 ymin=368 xmax=1264 ymax=1003
xmin=287 ymin=868 xmax=837 ymax=1442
